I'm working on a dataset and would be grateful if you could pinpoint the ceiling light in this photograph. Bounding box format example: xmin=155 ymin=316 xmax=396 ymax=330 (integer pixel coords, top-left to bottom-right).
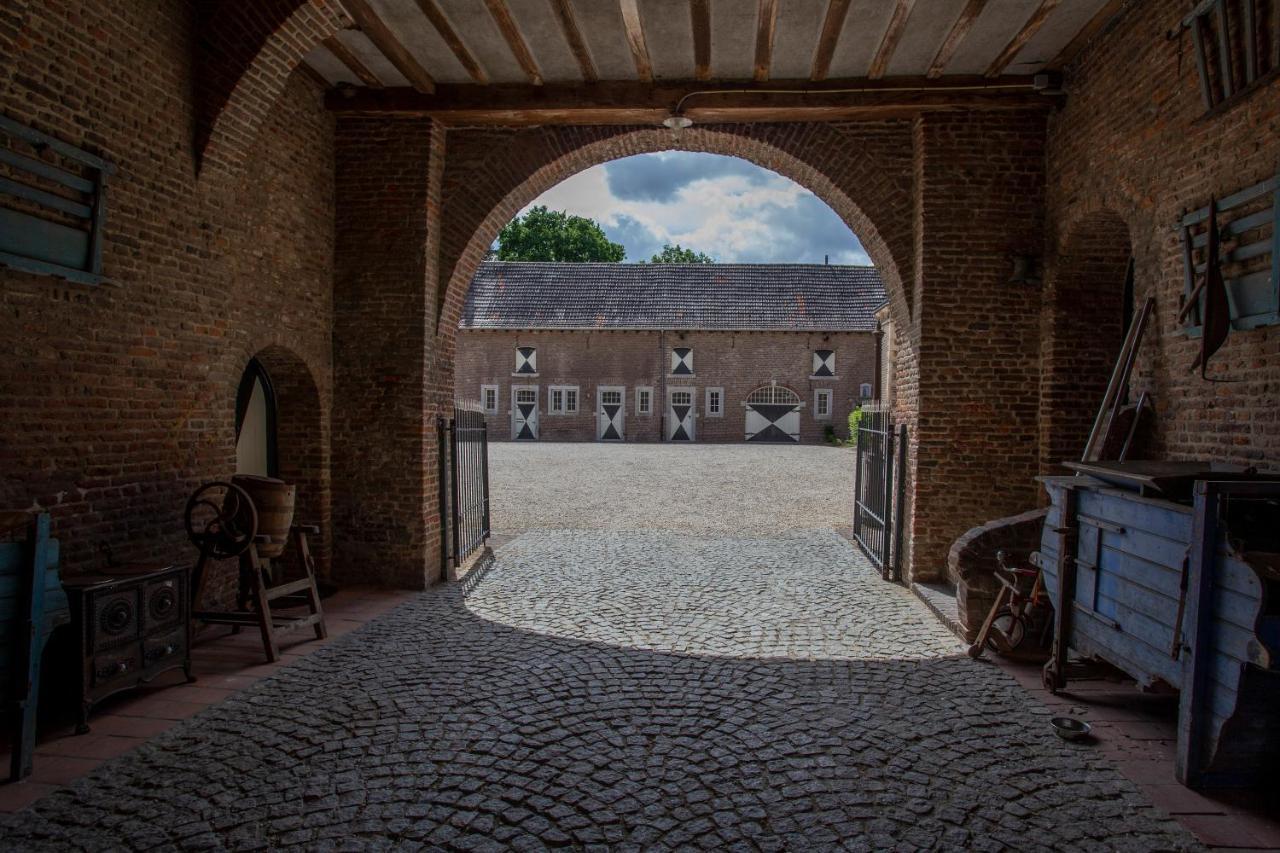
xmin=662 ymin=115 xmax=693 ymax=130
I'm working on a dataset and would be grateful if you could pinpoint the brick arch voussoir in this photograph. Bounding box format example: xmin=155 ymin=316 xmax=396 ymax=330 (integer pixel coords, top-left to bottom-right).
xmin=196 ymin=0 xmax=351 ymax=180
xmin=436 ymin=124 xmax=912 ymax=340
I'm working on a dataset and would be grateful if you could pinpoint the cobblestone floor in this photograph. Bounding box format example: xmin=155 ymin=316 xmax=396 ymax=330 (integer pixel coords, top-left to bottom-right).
xmin=0 ymin=445 xmax=1203 ymax=850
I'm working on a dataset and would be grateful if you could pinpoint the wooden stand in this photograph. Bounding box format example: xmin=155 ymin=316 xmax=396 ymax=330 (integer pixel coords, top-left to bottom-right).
xmin=191 ymin=525 xmax=327 ymax=663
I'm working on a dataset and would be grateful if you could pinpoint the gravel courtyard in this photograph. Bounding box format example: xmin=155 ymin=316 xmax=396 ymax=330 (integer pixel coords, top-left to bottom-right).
xmin=0 ymin=443 xmax=1201 ymax=850
xmin=488 ymin=442 xmax=856 ymax=535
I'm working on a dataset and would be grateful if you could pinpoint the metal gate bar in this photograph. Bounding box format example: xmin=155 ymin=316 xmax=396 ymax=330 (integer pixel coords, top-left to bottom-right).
xmin=852 ymin=407 xmax=903 ymax=581
xmin=438 ymin=402 xmax=491 ymax=572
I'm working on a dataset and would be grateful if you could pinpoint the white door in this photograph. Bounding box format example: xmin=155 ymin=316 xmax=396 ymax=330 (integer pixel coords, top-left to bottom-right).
xmin=598 ymin=386 xmax=625 ymax=441
xmin=512 ymin=386 xmax=538 ymax=440
xmin=744 ymin=385 xmax=802 ymax=442
xmin=667 ymin=389 xmax=696 ymax=441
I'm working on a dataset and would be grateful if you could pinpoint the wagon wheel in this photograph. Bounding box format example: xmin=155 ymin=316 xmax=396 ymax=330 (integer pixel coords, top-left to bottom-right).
xmin=184 ymin=481 xmax=257 ymax=559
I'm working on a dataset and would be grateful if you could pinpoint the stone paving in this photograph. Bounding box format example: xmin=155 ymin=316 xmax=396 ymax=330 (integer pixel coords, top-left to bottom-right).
xmin=0 ymin=445 xmax=1203 ymax=850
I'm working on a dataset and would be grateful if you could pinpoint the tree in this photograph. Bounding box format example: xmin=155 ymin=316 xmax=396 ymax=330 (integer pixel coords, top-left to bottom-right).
xmin=495 ymin=206 xmax=625 ymax=262
xmin=646 ymin=243 xmax=716 ymax=264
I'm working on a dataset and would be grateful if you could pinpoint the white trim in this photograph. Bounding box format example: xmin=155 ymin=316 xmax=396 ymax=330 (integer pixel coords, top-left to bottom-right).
xmin=814 ymin=388 xmax=833 ymax=419
xmin=548 ymin=384 xmax=579 ymax=415
xmin=480 ymin=384 xmax=499 ymax=415
xmin=635 ymin=386 xmax=653 ymax=415
xmin=705 ymin=387 xmax=724 ymax=417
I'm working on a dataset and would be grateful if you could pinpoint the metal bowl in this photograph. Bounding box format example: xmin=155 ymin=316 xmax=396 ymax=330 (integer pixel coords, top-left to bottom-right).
xmin=1050 ymin=717 xmax=1092 ymax=741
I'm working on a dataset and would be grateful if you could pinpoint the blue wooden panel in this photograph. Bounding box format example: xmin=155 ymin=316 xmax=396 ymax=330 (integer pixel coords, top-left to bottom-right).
xmin=0 ymin=207 xmax=90 ymax=270
xmin=1078 ymin=489 xmax=1193 ymax=542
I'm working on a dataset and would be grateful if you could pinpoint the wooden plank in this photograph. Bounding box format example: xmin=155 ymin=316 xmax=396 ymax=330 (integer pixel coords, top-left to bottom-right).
xmin=753 ymin=0 xmax=780 ymax=83
xmin=1177 ymin=482 xmax=1222 ymax=787
xmin=810 ymin=0 xmax=851 ymax=82
xmin=1191 ymin=15 xmax=1216 ymax=109
xmin=985 ymin=0 xmax=1062 ymax=78
xmin=296 ymin=61 xmax=332 ymax=90
xmin=0 ymin=250 xmax=103 ymax=286
xmin=326 ymin=78 xmax=1049 ymax=123
xmin=618 ymin=0 xmax=653 ymax=82
xmin=0 ymin=206 xmax=90 ymax=270
xmin=484 ymin=0 xmax=543 ymax=86
xmin=343 ymin=0 xmax=436 ymax=94
xmin=868 ymin=0 xmax=916 ymax=80
xmin=0 ymin=115 xmax=114 ymax=173
xmin=323 ymin=35 xmax=385 ymax=88
xmin=0 ymin=148 xmax=94 ymax=193
xmin=1242 ymin=0 xmax=1258 ymax=83
xmin=928 ymin=0 xmax=988 ymax=79
xmin=1214 ymin=0 xmax=1234 ymax=98
xmin=1044 ymin=0 xmax=1126 ymax=72
xmin=689 ymin=0 xmax=712 ymax=82
xmin=9 ymin=514 xmax=50 ymax=781
xmin=548 ymin=0 xmax=597 ymax=83
xmin=414 ymin=0 xmax=489 ymax=84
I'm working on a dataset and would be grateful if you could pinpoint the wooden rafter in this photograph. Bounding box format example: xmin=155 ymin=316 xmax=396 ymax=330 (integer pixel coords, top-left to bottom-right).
xmin=343 ymin=0 xmax=435 ymax=94
xmin=548 ymin=0 xmax=598 ymax=83
xmin=691 ymin=0 xmax=712 ymax=82
xmin=1043 ymin=0 xmax=1124 ymax=71
xmin=618 ymin=0 xmax=654 ymax=82
xmin=484 ymin=0 xmax=543 ymax=86
xmin=323 ymin=35 xmax=385 ymax=88
xmin=810 ymin=0 xmax=852 ymax=82
xmin=414 ymin=0 xmax=488 ymax=84
xmin=297 ymin=61 xmax=332 ymax=90
xmin=985 ymin=0 xmax=1062 ymax=78
xmin=753 ymin=0 xmax=780 ymax=82
xmin=868 ymin=0 xmax=917 ymax=80
xmin=928 ymin=0 xmax=988 ymax=79
xmin=327 ymin=78 xmax=1050 ymax=125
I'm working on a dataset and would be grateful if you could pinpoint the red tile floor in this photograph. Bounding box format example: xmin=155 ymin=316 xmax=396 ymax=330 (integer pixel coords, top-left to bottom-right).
xmin=0 ymin=587 xmax=417 ymax=814
xmin=993 ymin=655 xmax=1280 ymax=851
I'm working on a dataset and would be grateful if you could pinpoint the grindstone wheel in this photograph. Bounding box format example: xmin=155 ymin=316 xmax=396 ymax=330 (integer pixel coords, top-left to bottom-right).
xmin=985 ymin=607 xmax=1028 ymax=654
xmin=185 ymin=481 xmax=258 ymax=559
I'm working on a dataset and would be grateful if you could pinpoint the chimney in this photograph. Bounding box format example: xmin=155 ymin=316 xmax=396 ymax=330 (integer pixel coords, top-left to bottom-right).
xmin=824 ymin=254 xmax=829 ymax=265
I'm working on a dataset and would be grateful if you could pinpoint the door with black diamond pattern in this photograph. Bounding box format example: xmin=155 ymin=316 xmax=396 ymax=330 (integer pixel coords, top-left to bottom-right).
xmin=511 ymin=386 xmax=539 ymax=440
xmin=597 ymin=386 xmax=625 ymax=441
xmin=667 ymin=389 xmax=696 ymax=441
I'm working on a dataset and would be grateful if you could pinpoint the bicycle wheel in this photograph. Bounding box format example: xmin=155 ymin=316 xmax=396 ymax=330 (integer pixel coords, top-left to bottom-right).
xmin=985 ymin=607 xmax=1027 ymax=654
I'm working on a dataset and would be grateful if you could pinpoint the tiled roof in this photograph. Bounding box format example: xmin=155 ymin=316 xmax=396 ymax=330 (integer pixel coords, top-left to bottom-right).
xmin=460 ymin=262 xmax=886 ymax=331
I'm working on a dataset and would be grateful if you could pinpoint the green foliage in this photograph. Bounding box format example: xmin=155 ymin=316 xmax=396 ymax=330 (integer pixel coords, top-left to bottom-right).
xmin=645 ymin=243 xmax=715 ymax=264
xmin=496 ymin=206 xmax=626 ymax=262
xmin=848 ymin=406 xmax=864 ymax=439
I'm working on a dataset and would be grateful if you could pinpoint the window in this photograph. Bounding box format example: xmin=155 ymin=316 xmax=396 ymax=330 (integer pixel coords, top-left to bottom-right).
xmin=481 ymin=384 xmax=498 ymax=414
xmin=549 ymin=385 xmax=578 ymax=414
xmin=670 ymin=347 xmax=693 ymax=376
xmin=859 ymin=383 xmax=873 ymax=400
xmin=514 ymin=346 xmax=537 ymax=375
xmin=812 ymin=350 xmax=835 ymax=377
xmin=636 ymin=387 xmax=653 ymax=415
xmin=706 ymin=387 xmax=723 ymax=417
xmin=814 ymin=389 xmax=833 ymax=419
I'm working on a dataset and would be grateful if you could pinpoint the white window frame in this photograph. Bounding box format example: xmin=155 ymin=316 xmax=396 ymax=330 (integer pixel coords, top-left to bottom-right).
xmin=705 ymin=387 xmax=724 ymax=417
xmin=814 ymin=388 xmax=833 ymax=419
xmin=480 ymin=384 xmax=499 ymax=415
xmin=548 ymin=384 xmax=579 ymax=415
xmin=635 ymin=386 xmax=653 ymax=415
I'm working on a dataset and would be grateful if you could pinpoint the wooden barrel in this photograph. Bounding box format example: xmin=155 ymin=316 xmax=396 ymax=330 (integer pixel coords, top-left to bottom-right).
xmin=230 ymin=475 xmax=295 ymax=558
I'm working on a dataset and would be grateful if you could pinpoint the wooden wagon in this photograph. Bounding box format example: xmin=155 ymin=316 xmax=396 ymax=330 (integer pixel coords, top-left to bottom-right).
xmin=1038 ymin=474 xmax=1280 ymax=788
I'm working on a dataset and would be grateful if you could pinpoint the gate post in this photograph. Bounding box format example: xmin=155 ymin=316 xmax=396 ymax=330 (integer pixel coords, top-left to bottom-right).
xmin=436 ymin=414 xmax=449 ymax=577
xmin=893 ymin=423 xmax=908 ymax=582
xmin=480 ymin=417 xmax=491 ymax=536
xmin=853 ymin=424 xmax=864 ymax=534
xmin=449 ymin=411 xmax=461 ymax=570
xmin=882 ymin=422 xmax=895 ymax=580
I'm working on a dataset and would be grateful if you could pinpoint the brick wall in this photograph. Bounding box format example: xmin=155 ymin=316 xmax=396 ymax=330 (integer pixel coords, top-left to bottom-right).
xmin=0 ymin=3 xmax=335 ymax=588
xmin=1045 ymin=0 xmax=1280 ymax=469
xmin=455 ymin=329 xmax=876 ymax=443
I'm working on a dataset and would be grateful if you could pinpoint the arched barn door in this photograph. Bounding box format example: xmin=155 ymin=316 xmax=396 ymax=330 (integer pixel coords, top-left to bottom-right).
xmin=744 ymin=385 xmax=802 ymax=442
xmin=235 ymin=358 xmax=278 ymax=476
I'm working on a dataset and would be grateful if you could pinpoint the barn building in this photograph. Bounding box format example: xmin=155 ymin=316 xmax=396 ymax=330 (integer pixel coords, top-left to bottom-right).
xmin=456 ymin=262 xmax=885 ymax=443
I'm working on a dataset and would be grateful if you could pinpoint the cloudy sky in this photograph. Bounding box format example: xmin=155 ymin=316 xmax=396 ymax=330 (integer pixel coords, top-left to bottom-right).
xmin=518 ymin=152 xmax=870 ymax=265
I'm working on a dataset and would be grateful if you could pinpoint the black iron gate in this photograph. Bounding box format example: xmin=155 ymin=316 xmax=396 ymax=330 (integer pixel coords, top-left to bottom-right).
xmin=438 ymin=402 xmax=491 ymax=572
xmin=852 ymin=407 xmax=907 ymax=581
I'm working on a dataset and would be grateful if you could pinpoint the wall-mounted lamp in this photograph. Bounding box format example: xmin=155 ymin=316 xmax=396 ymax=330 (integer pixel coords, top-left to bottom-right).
xmin=1009 ymin=255 xmax=1042 ymax=286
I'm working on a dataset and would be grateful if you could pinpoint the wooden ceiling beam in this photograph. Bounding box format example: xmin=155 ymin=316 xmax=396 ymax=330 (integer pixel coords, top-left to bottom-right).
xmin=414 ymin=0 xmax=488 ymax=84
xmin=326 ymin=78 xmax=1050 ymax=125
xmin=986 ymin=0 xmax=1062 ymax=78
xmin=548 ymin=0 xmax=598 ymax=83
xmin=868 ymin=0 xmax=918 ymax=80
xmin=810 ymin=0 xmax=852 ymax=82
xmin=297 ymin=61 xmax=333 ymax=91
xmin=618 ymin=0 xmax=654 ymax=82
xmin=753 ymin=0 xmax=780 ymax=83
xmin=1044 ymin=0 xmax=1126 ymax=72
xmin=323 ymin=35 xmax=385 ymax=88
xmin=928 ymin=0 xmax=988 ymax=79
xmin=691 ymin=0 xmax=712 ymax=82
xmin=484 ymin=0 xmax=543 ymax=86
xmin=342 ymin=0 xmax=436 ymax=94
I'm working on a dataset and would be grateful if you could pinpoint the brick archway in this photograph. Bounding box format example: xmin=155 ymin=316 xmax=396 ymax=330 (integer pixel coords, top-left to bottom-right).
xmin=435 ymin=123 xmax=914 ymax=343
xmin=1038 ymin=208 xmax=1133 ymax=473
